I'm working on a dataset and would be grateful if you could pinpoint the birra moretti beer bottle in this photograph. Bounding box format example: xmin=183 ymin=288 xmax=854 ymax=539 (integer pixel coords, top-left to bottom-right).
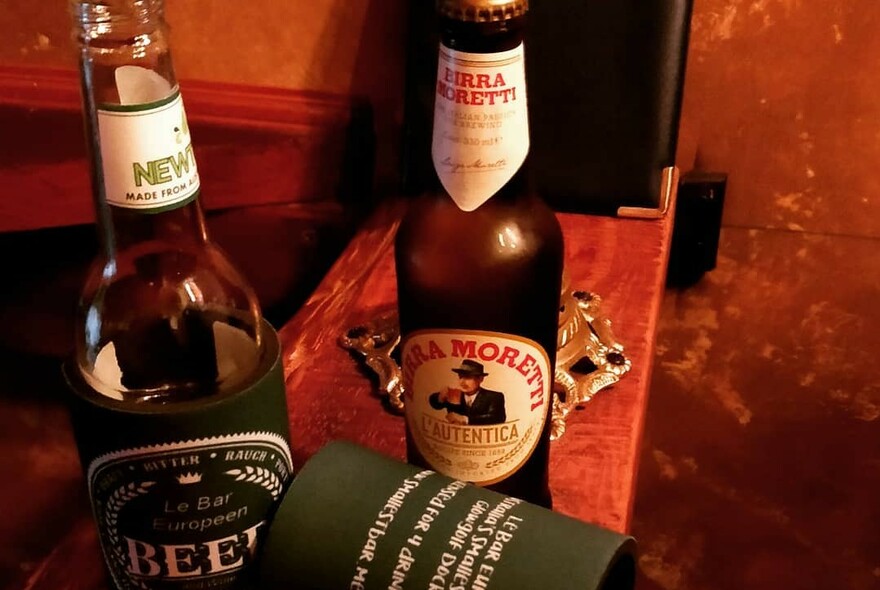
xmin=66 ymin=2 xmax=292 ymax=588
xmin=395 ymin=0 xmax=564 ymax=507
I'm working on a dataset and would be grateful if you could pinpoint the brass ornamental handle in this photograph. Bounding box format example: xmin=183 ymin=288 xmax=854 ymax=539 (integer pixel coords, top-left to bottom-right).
xmin=339 ymin=287 xmax=631 ymax=440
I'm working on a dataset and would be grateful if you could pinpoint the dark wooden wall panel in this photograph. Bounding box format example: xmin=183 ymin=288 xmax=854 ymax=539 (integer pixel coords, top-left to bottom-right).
xmin=0 ymin=66 xmax=376 ymax=357
xmin=0 ymin=66 xmax=374 ymax=233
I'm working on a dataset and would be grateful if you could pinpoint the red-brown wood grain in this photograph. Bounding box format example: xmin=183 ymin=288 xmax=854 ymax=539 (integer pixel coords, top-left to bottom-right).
xmin=0 ymin=66 xmax=365 ymax=233
xmin=5 ymin=66 xmax=675 ymax=588
xmin=15 ymin=195 xmax=672 ymax=589
xmin=18 ymin=517 xmax=108 ymax=590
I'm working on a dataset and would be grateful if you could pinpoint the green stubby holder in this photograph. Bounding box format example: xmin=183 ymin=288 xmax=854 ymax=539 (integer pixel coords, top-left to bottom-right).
xmin=259 ymin=440 xmax=637 ymax=590
xmin=64 ymin=320 xmax=292 ymax=590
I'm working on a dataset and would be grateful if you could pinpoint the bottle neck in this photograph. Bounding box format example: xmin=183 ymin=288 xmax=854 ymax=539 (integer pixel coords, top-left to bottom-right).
xmin=72 ymin=0 xmax=208 ymax=258
xmin=108 ymin=202 xmax=209 ymax=252
xmin=430 ymin=14 xmax=533 ymax=209
xmin=439 ymin=13 xmax=526 ymax=53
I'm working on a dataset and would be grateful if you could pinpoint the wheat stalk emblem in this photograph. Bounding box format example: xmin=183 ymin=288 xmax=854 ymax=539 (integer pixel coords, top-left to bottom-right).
xmin=101 ymin=481 xmax=155 ymax=589
xmin=485 ymin=426 xmax=534 ymax=469
xmin=225 ymin=466 xmax=284 ymax=499
xmin=421 ymin=440 xmax=454 ymax=467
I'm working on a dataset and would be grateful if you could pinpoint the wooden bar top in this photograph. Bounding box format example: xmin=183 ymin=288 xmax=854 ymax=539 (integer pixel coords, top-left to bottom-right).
xmin=278 ymin=196 xmax=674 ymax=535
xmin=15 ymin=196 xmax=673 ymax=590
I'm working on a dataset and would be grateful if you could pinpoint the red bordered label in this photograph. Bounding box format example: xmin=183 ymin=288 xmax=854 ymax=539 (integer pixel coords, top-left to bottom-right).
xmin=402 ymin=330 xmax=551 ymax=485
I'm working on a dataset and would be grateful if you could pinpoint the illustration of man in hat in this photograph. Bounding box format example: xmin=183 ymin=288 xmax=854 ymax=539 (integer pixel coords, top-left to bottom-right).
xmin=429 ymin=360 xmax=507 ymax=425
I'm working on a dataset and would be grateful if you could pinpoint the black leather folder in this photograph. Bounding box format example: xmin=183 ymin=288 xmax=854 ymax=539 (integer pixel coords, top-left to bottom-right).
xmin=401 ymin=1 xmax=694 ymax=216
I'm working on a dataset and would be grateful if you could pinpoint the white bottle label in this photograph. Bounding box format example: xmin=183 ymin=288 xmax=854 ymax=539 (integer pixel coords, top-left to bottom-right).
xmin=402 ymin=330 xmax=551 ymax=486
xmin=97 ymin=89 xmax=200 ymax=211
xmin=432 ymin=43 xmax=530 ymax=212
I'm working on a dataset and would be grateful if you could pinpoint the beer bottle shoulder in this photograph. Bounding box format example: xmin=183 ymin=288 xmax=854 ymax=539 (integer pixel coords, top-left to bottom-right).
xmin=396 ymin=192 xmax=563 ymax=259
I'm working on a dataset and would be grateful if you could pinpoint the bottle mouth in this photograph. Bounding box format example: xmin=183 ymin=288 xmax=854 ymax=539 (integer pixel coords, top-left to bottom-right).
xmin=70 ymin=0 xmax=165 ymax=39
xmin=437 ymin=0 xmax=528 ymax=22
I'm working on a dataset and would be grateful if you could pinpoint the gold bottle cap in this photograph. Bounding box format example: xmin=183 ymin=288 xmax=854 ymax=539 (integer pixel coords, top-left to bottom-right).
xmin=437 ymin=0 xmax=528 ymax=22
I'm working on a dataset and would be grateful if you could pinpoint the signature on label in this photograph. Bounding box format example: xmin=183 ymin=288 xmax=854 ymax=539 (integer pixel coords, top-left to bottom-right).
xmin=440 ymin=157 xmax=507 ymax=173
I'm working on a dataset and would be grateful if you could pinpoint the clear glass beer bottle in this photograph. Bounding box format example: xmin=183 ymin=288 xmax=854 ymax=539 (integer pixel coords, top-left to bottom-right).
xmin=395 ymin=0 xmax=564 ymax=507
xmin=71 ymin=0 xmax=263 ymax=402
xmin=65 ymin=6 xmax=294 ymax=590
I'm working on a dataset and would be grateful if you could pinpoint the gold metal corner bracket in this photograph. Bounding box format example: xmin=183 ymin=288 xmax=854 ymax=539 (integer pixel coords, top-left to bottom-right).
xmin=616 ymin=166 xmax=679 ymax=219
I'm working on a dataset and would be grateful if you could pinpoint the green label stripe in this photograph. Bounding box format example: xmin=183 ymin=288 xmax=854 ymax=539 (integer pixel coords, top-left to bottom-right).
xmin=111 ymin=188 xmax=200 ymax=215
xmin=98 ymin=87 xmax=182 ymax=113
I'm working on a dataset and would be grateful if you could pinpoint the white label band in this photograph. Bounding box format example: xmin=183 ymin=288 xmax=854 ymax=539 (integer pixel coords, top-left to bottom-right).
xmin=402 ymin=329 xmax=551 ymax=485
xmin=97 ymin=90 xmax=201 ymax=211
xmin=431 ymin=43 xmax=530 ymax=212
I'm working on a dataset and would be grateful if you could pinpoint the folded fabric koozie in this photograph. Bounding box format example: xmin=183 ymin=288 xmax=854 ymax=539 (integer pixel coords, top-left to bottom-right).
xmin=258 ymin=440 xmax=636 ymax=590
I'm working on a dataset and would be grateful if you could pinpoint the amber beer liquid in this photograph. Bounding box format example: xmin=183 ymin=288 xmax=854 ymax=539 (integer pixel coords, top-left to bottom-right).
xmin=395 ymin=0 xmax=564 ymax=507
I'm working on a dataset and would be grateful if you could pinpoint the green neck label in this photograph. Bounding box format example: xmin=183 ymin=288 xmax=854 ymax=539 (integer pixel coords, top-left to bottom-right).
xmin=97 ymin=89 xmax=200 ymax=212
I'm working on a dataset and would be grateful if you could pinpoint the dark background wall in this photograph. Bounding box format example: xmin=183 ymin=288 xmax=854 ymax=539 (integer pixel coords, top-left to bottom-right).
xmin=5 ymin=0 xmax=878 ymax=236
